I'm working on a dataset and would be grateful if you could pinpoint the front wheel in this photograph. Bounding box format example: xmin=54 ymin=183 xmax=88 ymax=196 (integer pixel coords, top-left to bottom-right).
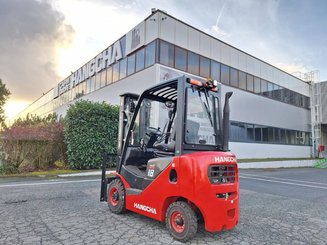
xmin=107 ymin=178 xmax=126 ymax=214
xmin=165 ymin=201 xmax=198 ymax=242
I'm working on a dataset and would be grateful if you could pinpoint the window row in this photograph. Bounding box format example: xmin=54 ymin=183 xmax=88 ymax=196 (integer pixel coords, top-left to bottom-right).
xmin=158 ymin=40 xmax=310 ymax=110
xmin=230 ymin=121 xmax=311 ymax=146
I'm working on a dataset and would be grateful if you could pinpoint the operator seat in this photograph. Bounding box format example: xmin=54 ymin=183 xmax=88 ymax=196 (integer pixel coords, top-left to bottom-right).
xmin=153 ymin=110 xmax=176 ymax=156
xmin=185 ymin=119 xmax=200 ymax=144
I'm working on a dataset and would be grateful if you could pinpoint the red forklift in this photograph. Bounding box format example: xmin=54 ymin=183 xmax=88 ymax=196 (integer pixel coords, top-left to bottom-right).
xmin=100 ymin=76 xmax=239 ymax=242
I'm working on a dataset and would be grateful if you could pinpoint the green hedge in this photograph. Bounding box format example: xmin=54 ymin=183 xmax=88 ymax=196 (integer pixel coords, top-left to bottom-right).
xmin=64 ymin=100 xmax=119 ymax=169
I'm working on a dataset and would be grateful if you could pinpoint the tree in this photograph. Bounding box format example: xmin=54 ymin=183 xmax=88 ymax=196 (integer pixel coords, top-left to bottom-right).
xmin=0 ymin=79 xmax=11 ymax=130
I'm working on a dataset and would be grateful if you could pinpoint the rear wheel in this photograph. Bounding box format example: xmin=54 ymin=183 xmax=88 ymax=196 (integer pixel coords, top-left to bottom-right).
xmin=107 ymin=178 xmax=126 ymax=214
xmin=165 ymin=201 xmax=198 ymax=242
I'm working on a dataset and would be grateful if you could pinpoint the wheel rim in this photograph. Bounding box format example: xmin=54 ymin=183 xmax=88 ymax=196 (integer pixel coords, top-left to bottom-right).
xmin=171 ymin=211 xmax=185 ymax=233
xmin=109 ymin=187 xmax=119 ymax=206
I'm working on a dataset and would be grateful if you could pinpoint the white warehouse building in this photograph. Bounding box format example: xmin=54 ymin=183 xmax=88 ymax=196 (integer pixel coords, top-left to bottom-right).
xmin=13 ymin=9 xmax=313 ymax=159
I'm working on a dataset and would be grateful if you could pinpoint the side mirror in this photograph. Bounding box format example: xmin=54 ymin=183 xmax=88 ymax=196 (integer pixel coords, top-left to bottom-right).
xmin=222 ymin=92 xmax=233 ymax=151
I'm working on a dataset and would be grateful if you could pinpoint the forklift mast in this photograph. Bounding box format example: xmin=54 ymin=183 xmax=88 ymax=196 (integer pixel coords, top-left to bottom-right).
xmin=117 ymin=93 xmax=139 ymax=156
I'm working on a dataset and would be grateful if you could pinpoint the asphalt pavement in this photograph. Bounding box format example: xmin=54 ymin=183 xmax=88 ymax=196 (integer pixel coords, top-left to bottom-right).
xmin=0 ymin=168 xmax=326 ymax=244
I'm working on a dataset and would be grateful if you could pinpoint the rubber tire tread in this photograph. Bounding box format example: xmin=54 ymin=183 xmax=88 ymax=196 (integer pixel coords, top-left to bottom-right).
xmin=165 ymin=201 xmax=198 ymax=242
xmin=107 ymin=178 xmax=126 ymax=214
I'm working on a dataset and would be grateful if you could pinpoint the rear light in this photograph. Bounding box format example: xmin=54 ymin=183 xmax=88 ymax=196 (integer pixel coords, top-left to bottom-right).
xmin=208 ymin=165 xmax=236 ymax=184
xmin=186 ymin=78 xmax=219 ymax=92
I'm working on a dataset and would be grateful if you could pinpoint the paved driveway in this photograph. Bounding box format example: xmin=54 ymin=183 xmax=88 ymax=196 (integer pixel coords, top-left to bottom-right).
xmin=0 ymin=168 xmax=326 ymax=244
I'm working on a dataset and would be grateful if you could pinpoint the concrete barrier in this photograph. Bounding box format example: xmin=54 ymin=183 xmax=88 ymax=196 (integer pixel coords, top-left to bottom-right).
xmin=238 ymin=159 xmax=316 ymax=169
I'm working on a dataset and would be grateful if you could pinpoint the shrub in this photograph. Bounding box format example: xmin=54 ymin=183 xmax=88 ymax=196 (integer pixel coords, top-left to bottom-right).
xmin=0 ymin=162 xmax=19 ymax=175
xmin=64 ymin=100 xmax=119 ymax=169
xmin=1 ymin=113 xmax=67 ymax=172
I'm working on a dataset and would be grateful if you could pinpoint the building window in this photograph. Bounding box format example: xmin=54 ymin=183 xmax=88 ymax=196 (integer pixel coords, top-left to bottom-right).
xmin=119 ymin=58 xmax=127 ymax=79
xmin=261 ymin=79 xmax=268 ymax=96
xmin=100 ymin=69 xmax=106 ymax=88
xmin=254 ymin=77 xmax=261 ymax=94
xmin=293 ymin=93 xmax=300 ymax=107
xmin=210 ymin=60 xmax=221 ymax=82
xmin=275 ymin=128 xmax=281 ymax=143
xmin=136 ymin=48 xmax=145 ymax=72
xmin=230 ymin=68 xmax=238 ymax=88
xmin=187 ymin=51 xmax=199 ymax=75
xmin=272 ymin=84 xmax=281 ymax=101
xmin=230 ymin=121 xmax=310 ymax=145
xmin=112 ymin=62 xmax=119 ymax=82
xmin=145 ymin=41 xmax=156 ymax=67
xmin=262 ymin=127 xmax=269 ymax=142
xmin=160 ymin=40 xmax=174 ymax=67
xmin=127 ymin=54 xmax=135 ymax=76
xmin=289 ymin=131 xmax=296 ymax=144
xmin=299 ymin=95 xmax=305 ymax=108
xmin=268 ymin=127 xmax=274 ymax=142
xmin=106 ymin=66 xmax=113 ymax=85
xmin=305 ymin=132 xmax=310 ymax=145
xmin=85 ymin=79 xmax=90 ymax=94
xmin=245 ymin=123 xmax=254 ymax=141
xmin=200 ymin=56 xmax=210 ymax=78
xmin=88 ymin=76 xmax=95 ymax=93
xmin=175 ymin=46 xmax=187 ymax=71
xmin=280 ymin=129 xmax=287 ymax=144
xmin=95 ymin=73 xmax=101 ymax=90
xmin=254 ymin=125 xmax=262 ymax=141
xmin=230 ymin=122 xmax=245 ymax=141
xmin=246 ymin=74 xmax=254 ymax=92
xmin=267 ymin=82 xmax=274 ymax=98
xmin=239 ymin=71 xmax=246 ymax=90
xmin=304 ymin=96 xmax=310 ymax=109
xmin=283 ymin=88 xmax=290 ymax=103
xmin=81 ymin=81 xmax=86 ymax=95
xmin=221 ymin=64 xmax=230 ymax=85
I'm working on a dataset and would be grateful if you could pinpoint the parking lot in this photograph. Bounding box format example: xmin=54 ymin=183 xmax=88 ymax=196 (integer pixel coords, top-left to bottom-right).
xmin=0 ymin=168 xmax=326 ymax=244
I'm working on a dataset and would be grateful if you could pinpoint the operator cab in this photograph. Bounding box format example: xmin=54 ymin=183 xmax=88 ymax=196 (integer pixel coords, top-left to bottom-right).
xmin=117 ymin=76 xmax=225 ymax=190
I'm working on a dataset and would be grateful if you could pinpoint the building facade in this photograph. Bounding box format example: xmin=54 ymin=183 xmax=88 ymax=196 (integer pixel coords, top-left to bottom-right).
xmin=13 ymin=9 xmax=313 ymax=159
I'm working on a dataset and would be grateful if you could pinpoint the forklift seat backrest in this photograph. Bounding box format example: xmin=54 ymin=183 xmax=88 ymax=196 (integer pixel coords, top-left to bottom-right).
xmin=185 ymin=119 xmax=200 ymax=144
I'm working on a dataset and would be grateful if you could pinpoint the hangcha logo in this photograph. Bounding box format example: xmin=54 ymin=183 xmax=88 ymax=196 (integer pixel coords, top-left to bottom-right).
xmin=134 ymin=203 xmax=157 ymax=214
xmin=214 ymin=156 xmax=237 ymax=163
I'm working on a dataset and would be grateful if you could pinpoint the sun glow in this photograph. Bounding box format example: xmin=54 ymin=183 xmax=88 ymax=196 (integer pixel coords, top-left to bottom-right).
xmin=4 ymin=100 xmax=29 ymax=120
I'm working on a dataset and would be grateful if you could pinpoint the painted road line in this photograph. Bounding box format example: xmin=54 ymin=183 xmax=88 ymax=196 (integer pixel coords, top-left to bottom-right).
xmin=0 ymin=179 xmax=99 ymax=188
xmin=240 ymin=173 xmax=327 ymax=186
xmin=240 ymin=175 xmax=327 ymax=190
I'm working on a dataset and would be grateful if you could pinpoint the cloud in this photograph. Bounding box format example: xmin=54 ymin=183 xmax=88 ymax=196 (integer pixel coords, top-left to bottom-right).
xmin=0 ymin=0 xmax=74 ymax=103
xmin=275 ymin=63 xmax=309 ymax=76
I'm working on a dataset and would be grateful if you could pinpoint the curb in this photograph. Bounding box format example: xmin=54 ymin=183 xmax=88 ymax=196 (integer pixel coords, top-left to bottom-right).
xmin=58 ymin=170 xmax=115 ymax=178
xmin=238 ymin=159 xmax=316 ymax=169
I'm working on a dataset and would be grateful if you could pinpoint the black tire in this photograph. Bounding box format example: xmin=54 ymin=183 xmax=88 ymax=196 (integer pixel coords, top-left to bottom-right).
xmin=107 ymin=178 xmax=126 ymax=214
xmin=165 ymin=201 xmax=198 ymax=242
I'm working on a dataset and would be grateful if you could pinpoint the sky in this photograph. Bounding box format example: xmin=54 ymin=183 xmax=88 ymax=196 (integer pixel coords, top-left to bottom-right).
xmin=1 ymin=0 xmax=326 ymax=119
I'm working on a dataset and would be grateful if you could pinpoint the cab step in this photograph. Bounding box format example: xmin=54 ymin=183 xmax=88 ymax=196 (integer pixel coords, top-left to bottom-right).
xmin=126 ymin=188 xmax=143 ymax=195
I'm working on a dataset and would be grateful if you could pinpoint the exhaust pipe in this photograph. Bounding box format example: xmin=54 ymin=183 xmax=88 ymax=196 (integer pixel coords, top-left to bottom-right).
xmin=223 ymin=92 xmax=233 ymax=151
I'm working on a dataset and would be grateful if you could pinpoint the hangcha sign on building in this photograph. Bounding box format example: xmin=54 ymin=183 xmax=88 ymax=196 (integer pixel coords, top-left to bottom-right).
xmin=54 ymin=23 xmax=145 ymax=98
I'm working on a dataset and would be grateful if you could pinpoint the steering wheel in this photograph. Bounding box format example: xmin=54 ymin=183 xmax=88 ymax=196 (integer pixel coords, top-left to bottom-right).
xmin=139 ymin=127 xmax=162 ymax=152
xmin=155 ymin=132 xmax=169 ymax=144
